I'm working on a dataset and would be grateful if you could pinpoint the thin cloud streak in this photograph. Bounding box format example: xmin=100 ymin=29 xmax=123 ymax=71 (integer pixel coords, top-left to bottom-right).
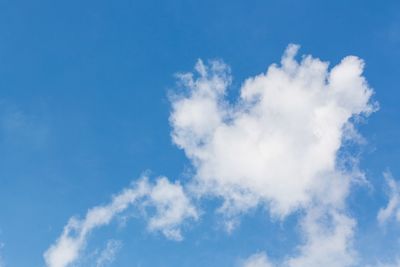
xmin=44 ymin=177 xmax=197 ymax=267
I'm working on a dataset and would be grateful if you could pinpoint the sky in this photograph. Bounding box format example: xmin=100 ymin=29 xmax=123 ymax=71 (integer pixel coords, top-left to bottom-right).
xmin=0 ymin=0 xmax=399 ymax=267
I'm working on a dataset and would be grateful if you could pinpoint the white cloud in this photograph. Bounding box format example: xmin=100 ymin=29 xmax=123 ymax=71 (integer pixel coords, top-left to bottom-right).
xmin=43 ymin=179 xmax=148 ymax=267
xmin=242 ymin=208 xmax=356 ymax=267
xmin=284 ymin=208 xmax=356 ymax=267
xmin=243 ymin=252 xmax=275 ymax=267
xmin=171 ymin=44 xmax=375 ymax=220
xmin=44 ymin=177 xmax=197 ymax=267
xmin=45 ymin=44 xmax=378 ymax=267
xmin=95 ymin=240 xmax=122 ymax=267
xmin=145 ymin=177 xmax=199 ymax=241
xmin=172 ymin=44 xmax=375 ymax=267
xmin=378 ymin=172 xmax=400 ymax=224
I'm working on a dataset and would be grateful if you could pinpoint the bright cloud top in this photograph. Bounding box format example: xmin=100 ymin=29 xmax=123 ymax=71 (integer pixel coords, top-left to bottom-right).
xmin=170 ymin=44 xmax=375 ymax=218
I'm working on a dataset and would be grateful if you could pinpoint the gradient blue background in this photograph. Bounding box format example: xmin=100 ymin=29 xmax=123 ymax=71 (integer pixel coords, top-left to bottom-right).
xmin=0 ymin=0 xmax=399 ymax=266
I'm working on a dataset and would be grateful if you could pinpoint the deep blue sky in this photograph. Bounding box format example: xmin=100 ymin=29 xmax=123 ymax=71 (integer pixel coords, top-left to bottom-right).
xmin=0 ymin=1 xmax=399 ymax=266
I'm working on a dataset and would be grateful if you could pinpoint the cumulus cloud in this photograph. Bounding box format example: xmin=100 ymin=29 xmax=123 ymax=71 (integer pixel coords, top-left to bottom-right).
xmin=171 ymin=44 xmax=375 ymax=267
xmin=45 ymin=44 xmax=377 ymax=267
xmin=378 ymin=172 xmax=400 ymax=224
xmin=170 ymin=44 xmax=375 ymax=220
xmin=44 ymin=177 xmax=197 ymax=267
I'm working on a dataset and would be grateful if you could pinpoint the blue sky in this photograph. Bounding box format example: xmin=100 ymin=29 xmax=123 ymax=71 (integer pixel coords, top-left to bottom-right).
xmin=0 ymin=1 xmax=399 ymax=267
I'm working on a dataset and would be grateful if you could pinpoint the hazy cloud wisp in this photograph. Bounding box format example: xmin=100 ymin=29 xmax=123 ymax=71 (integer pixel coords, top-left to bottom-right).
xmin=44 ymin=177 xmax=197 ymax=267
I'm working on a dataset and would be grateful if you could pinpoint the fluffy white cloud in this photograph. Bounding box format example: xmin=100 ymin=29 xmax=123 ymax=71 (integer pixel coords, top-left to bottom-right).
xmin=378 ymin=172 xmax=400 ymax=224
xmin=171 ymin=44 xmax=375 ymax=219
xmin=284 ymin=208 xmax=356 ymax=267
xmin=45 ymin=44 xmax=377 ymax=267
xmin=243 ymin=208 xmax=356 ymax=267
xmin=145 ymin=177 xmax=199 ymax=241
xmin=171 ymin=44 xmax=376 ymax=267
xmin=44 ymin=177 xmax=197 ymax=267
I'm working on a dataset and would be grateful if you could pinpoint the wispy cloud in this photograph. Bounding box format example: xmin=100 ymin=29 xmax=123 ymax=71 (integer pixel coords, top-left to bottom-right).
xmin=0 ymin=242 xmax=4 ymax=267
xmin=243 ymin=252 xmax=274 ymax=267
xmin=378 ymin=172 xmax=400 ymax=224
xmin=43 ymin=177 xmax=197 ymax=267
xmin=95 ymin=240 xmax=122 ymax=267
xmin=0 ymin=101 xmax=49 ymax=148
